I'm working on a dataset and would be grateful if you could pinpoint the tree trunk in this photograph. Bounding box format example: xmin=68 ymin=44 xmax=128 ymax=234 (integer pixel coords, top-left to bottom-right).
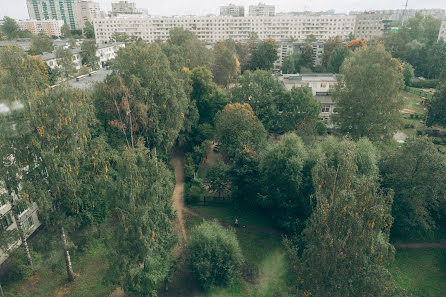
xmin=0 ymin=282 xmax=5 ymax=297
xmin=61 ymin=227 xmax=75 ymax=282
xmin=14 ymin=215 xmax=33 ymax=266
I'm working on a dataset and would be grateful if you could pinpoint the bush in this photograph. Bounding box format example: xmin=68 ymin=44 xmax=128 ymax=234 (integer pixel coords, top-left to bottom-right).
xmin=185 ymin=180 xmax=206 ymax=205
xmin=187 ymin=221 xmax=244 ymax=289
xmin=240 ymin=262 xmax=260 ymax=284
xmin=2 ymin=248 xmax=40 ymax=284
xmin=315 ymin=120 xmax=327 ymax=135
xmin=409 ymin=79 xmax=439 ymax=89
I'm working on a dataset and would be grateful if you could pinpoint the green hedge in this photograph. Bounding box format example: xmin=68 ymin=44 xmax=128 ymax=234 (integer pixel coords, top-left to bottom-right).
xmin=409 ymin=79 xmax=439 ymax=89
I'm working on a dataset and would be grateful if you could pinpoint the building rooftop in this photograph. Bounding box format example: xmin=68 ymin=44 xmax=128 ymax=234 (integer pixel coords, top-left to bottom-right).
xmin=68 ymin=68 xmax=112 ymax=90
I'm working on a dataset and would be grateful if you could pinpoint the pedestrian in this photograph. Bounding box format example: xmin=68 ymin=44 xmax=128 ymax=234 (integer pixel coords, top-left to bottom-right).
xmin=234 ymin=218 xmax=239 ymax=228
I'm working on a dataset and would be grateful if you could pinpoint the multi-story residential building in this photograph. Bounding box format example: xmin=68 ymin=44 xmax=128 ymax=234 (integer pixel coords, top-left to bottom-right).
xmin=351 ymin=9 xmax=445 ymax=22
xmin=354 ymin=13 xmax=391 ymax=41
xmin=112 ymin=0 xmax=138 ymax=14
xmin=220 ymin=4 xmax=245 ymax=17
xmin=273 ymin=40 xmax=325 ymax=71
xmin=18 ymin=19 xmax=65 ymax=37
xmin=276 ymin=73 xmax=338 ymax=121
xmin=249 ymin=3 xmax=275 ymax=17
xmin=78 ymin=0 xmax=100 ymax=28
xmin=439 ymin=20 xmax=446 ymax=42
xmin=26 ymin=0 xmax=82 ymax=30
xmin=93 ymin=15 xmax=357 ymax=44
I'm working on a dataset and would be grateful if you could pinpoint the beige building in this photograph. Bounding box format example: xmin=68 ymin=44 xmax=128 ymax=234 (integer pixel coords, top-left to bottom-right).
xmin=79 ymin=0 xmax=101 ymax=28
xmin=19 ymin=19 xmax=65 ymax=37
xmin=354 ymin=13 xmax=391 ymax=41
xmin=112 ymin=0 xmax=137 ymax=14
xmin=439 ymin=20 xmax=446 ymax=42
xmin=220 ymin=4 xmax=245 ymax=17
xmin=249 ymin=3 xmax=275 ymax=17
xmin=26 ymin=0 xmax=83 ymax=30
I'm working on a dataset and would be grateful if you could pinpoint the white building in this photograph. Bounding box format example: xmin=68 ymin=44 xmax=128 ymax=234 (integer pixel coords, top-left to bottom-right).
xmin=351 ymin=9 xmax=445 ymax=22
xmin=220 ymin=4 xmax=245 ymax=17
xmin=96 ymin=42 xmax=125 ymax=67
xmin=354 ymin=13 xmax=391 ymax=41
xmin=274 ymin=41 xmax=325 ymax=71
xmin=78 ymin=0 xmax=101 ymax=28
xmin=439 ymin=21 xmax=446 ymax=42
xmin=26 ymin=0 xmax=83 ymax=30
xmin=249 ymin=3 xmax=275 ymax=17
xmin=93 ymin=15 xmax=357 ymax=44
xmin=18 ymin=19 xmax=65 ymax=37
xmin=111 ymin=0 xmax=145 ymax=15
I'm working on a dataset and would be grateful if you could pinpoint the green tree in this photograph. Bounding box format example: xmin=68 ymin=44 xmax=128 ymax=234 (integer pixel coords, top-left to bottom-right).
xmin=247 ymin=40 xmax=278 ymax=70
xmin=81 ymin=39 xmax=99 ymax=70
xmin=204 ymin=159 xmax=231 ymax=199
xmin=29 ymin=33 xmax=54 ymax=55
xmin=332 ymin=44 xmax=404 ymax=141
xmin=300 ymin=44 xmax=314 ymax=69
xmin=1 ymin=17 xmax=19 ymax=40
xmin=188 ymin=221 xmax=243 ymax=289
xmin=55 ymin=47 xmax=76 ymax=78
xmin=402 ymin=62 xmax=414 ymax=86
xmin=322 ymin=36 xmax=344 ymax=69
xmin=94 ymin=42 xmax=190 ymax=152
xmin=281 ymin=51 xmax=301 ymax=74
xmin=285 ymin=137 xmax=402 ymax=297
xmin=110 ymin=32 xmax=135 ymax=43
xmin=380 ymin=137 xmax=446 ymax=238
xmin=211 ymin=41 xmax=238 ymax=87
xmin=327 ymin=46 xmax=351 ymax=73
xmin=106 ymin=141 xmax=177 ymax=296
xmin=215 ymin=103 xmax=267 ymax=159
xmin=426 ymin=84 xmax=446 ymax=127
xmin=83 ymin=21 xmax=95 ymax=39
xmin=61 ymin=24 xmax=72 ymax=38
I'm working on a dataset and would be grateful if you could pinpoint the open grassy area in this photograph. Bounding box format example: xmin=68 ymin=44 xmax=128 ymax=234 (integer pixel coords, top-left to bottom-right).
xmin=400 ymin=90 xmax=427 ymax=138
xmin=388 ymin=249 xmax=446 ymax=297
xmin=3 ymin=232 xmax=115 ymax=297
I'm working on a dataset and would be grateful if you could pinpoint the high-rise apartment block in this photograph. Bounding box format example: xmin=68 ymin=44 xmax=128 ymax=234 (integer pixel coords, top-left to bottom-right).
xmin=354 ymin=13 xmax=391 ymax=40
xmin=220 ymin=4 xmax=245 ymax=17
xmin=78 ymin=0 xmax=100 ymax=28
xmin=439 ymin=20 xmax=446 ymax=42
xmin=249 ymin=3 xmax=275 ymax=17
xmin=112 ymin=1 xmax=138 ymax=14
xmin=26 ymin=0 xmax=83 ymax=30
xmin=18 ymin=19 xmax=65 ymax=37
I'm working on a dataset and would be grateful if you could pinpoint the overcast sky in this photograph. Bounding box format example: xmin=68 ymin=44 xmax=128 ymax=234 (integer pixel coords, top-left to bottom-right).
xmin=1 ymin=0 xmax=446 ymax=20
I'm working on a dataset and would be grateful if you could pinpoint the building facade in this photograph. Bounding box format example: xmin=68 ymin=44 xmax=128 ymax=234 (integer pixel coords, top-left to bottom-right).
xmin=18 ymin=19 xmax=65 ymax=37
xmin=351 ymin=9 xmax=445 ymax=22
xmin=111 ymin=1 xmax=138 ymax=14
xmin=439 ymin=20 xmax=446 ymax=42
xmin=220 ymin=4 xmax=245 ymax=17
xmin=273 ymin=40 xmax=325 ymax=71
xmin=354 ymin=13 xmax=391 ymax=41
xmin=93 ymin=15 xmax=357 ymax=44
xmin=249 ymin=3 xmax=275 ymax=17
xmin=26 ymin=0 xmax=83 ymax=30
xmin=78 ymin=0 xmax=100 ymax=28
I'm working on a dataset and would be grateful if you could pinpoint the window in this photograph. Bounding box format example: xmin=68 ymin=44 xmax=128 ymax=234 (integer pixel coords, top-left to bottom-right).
xmin=322 ymin=105 xmax=330 ymax=113
xmin=22 ymin=216 xmax=34 ymax=231
xmin=1 ymin=213 xmax=13 ymax=230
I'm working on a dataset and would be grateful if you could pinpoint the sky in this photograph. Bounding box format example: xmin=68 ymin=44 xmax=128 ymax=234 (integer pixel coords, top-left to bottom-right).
xmin=1 ymin=0 xmax=446 ymax=20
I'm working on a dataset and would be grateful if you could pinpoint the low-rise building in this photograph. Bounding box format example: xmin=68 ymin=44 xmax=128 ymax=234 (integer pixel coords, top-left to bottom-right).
xmin=439 ymin=20 xmax=446 ymax=42
xmin=18 ymin=19 xmax=65 ymax=37
xmin=96 ymin=42 xmax=125 ymax=67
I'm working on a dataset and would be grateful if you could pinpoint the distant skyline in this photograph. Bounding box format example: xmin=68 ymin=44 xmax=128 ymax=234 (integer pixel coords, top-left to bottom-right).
xmin=1 ymin=0 xmax=446 ymax=20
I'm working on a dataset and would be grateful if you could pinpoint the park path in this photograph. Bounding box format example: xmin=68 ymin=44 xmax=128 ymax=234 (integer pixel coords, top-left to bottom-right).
xmin=393 ymin=242 xmax=446 ymax=249
xmin=171 ymin=149 xmax=187 ymax=241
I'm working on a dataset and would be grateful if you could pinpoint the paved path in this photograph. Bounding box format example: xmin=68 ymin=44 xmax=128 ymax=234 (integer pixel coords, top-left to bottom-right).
xmin=393 ymin=242 xmax=446 ymax=249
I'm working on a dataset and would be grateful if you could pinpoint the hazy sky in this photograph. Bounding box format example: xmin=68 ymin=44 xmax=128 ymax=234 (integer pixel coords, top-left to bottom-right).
xmin=1 ymin=0 xmax=446 ymax=19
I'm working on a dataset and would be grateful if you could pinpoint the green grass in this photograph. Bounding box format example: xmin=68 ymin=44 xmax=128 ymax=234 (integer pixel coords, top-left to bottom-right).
xmin=388 ymin=249 xmax=446 ymax=297
xmin=4 ymin=237 xmax=115 ymax=297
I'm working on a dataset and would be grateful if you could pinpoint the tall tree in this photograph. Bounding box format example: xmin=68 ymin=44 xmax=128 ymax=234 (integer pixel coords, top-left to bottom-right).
xmin=83 ymin=20 xmax=95 ymax=39
xmin=426 ymin=84 xmax=446 ymax=127
xmin=300 ymin=44 xmax=314 ymax=69
xmin=281 ymin=51 xmax=300 ymax=74
xmin=322 ymin=36 xmax=344 ymax=69
xmin=1 ymin=17 xmax=19 ymax=40
xmin=215 ymin=103 xmax=267 ymax=159
xmin=211 ymin=42 xmax=238 ymax=87
xmin=106 ymin=141 xmax=177 ymax=296
xmin=81 ymin=39 xmax=99 ymax=70
xmin=332 ymin=44 xmax=404 ymax=141
xmin=55 ymin=47 xmax=76 ymax=78
xmin=247 ymin=39 xmax=278 ymax=70
xmin=285 ymin=137 xmax=403 ymax=297
xmin=327 ymin=46 xmax=351 ymax=73
xmin=29 ymin=33 xmax=54 ymax=55
xmin=380 ymin=137 xmax=446 ymax=238
xmin=61 ymin=24 xmax=72 ymax=38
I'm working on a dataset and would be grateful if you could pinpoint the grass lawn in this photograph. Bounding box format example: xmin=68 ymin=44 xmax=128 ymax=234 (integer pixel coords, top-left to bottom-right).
xmin=400 ymin=90 xmax=426 ymax=138
xmin=388 ymin=249 xmax=446 ymax=297
xmin=3 ymin=234 xmax=115 ymax=297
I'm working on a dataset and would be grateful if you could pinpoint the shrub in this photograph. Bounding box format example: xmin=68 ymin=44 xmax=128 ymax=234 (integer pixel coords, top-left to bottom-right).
xmin=409 ymin=79 xmax=439 ymax=89
xmin=185 ymin=180 xmax=206 ymax=205
xmin=187 ymin=221 xmax=244 ymax=289
xmin=2 ymin=248 xmax=40 ymax=284
xmin=315 ymin=120 xmax=327 ymax=135
xmin=240 ymin=262 xmax=260 ymax=284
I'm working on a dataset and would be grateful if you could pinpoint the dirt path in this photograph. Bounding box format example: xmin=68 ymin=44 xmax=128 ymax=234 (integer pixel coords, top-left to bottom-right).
xmin=171 ymin=149 xmax=187 ymax=241
xmin=393 ymin=242 xmax=446 ymax=249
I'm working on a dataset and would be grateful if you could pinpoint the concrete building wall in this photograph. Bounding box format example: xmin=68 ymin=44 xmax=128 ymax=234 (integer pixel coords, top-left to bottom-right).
xmin=249 ymin=3 xmax=275 ymax=17
xmin=79 ymin=1 xmax=100 ymax=28
xmin=26 ymin=0 xmax=82 ymax=30
xmin=19 ymin=19 xmax=65 ymax=37
xmin=354 ymin=13 xmax=391 ymax=40
xmin=220 ymin=4 xmax=245 ymax=17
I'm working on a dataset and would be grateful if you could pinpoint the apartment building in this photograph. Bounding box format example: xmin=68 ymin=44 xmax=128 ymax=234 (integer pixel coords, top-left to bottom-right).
xmin=93 ymin=15 xmax=357 ymax=44
xmin=18 ymin=19 xmax=65 ymax=37
xmin=277 ymin=73 xmax=337 ymax=121
xmin=351 ymin=9 xmax=445 ymax=22
xmin=273 ymin=40 xmax=325 ymax=70
xmin=26 ymin=0 xmax=83 ymax=30
xmin=220 ymin=4 xmax=245 ymax=17
xmin=249 ymin=3 xmax=275 ymax=17
xmin=354 ymin=13 xmax=391 ymax=41
xmin=439 ymin=20 xmax=446 ymax=42
xmin=78 ymin=0 xmax=100 ymax=28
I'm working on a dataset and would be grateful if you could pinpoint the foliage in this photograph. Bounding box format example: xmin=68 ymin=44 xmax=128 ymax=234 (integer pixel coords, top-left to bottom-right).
xmin=281 ymin=51 xmax=301 ymax=74
xmin=55 ymin=47 xmax=76 ymax=78
xmin=427 ymin=84 xmax=446 ymax=127
xmin=322 ymin=36 xmax=344 ymax=69
xmin=380 ymin=137 xmax=446 ymax=238
xmin=61 ymin=24 xmax=72 ymax=38
xmin=402 ymin=62 xmax=415 ymax=86
xmin=94 ymin=41 xmax=190 ymax=152
xmin=188 ymin=220 xmax=244 ymax=289
xmin=1 ymin=248 xmax=40 ymax=284
xmin=29 ymin=34 xmax=54 ymax=55
xmin=346 ymin=38 xmax=367 ymax=51
xmin=332 ymin=44 xmax=404 ymax=141
xmin=1 ymin=17 xmax=19 ymax=40
xmin=106 ymin=142 xmax=177 ymax=296
xmin=247 ymin=40 xmax=278 ymax=71
xmin=83 ymin=21 xmax=95 ymax=39
xmin=285 ymin=137 xmax=403 ymax=297
xmin=211 ymin=41 xmax=238 ymax=87
xmin=81 ymin=39 xmax=99 ymax=70
xmin=300 ymin=44 xmax=314 ymax=69
xmin=110 ymin=32 xmax=137 ymax=43
xmin=327 ymin=46 xmax=351 ymax=73
xmin=409 ymin=79 xmax=439 ymax=88
xmin=215 ymin=103 xmax=267 ymax=159
xmin=204 ymin=159 xmax=231 ymax=199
